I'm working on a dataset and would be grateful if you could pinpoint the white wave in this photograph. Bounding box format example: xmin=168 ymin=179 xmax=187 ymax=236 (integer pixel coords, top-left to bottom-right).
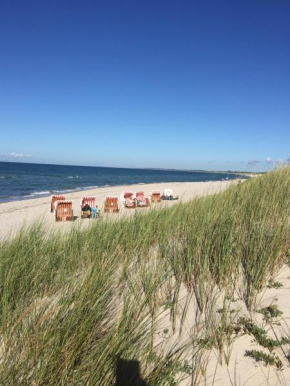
xmin=52 ymin=188 xmax=80 ymax=194
xmin=63 ymin=188 xmax=77 ymax=192
xmin=30 ymin=191 xmax=50 ymax=196
xmin=78 ymin=185 xmax=98 ymax=190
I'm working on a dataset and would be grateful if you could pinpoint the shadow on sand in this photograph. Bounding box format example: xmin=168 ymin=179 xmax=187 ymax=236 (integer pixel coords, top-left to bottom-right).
xmin=116 ymin=358 xmax=148 ymax=386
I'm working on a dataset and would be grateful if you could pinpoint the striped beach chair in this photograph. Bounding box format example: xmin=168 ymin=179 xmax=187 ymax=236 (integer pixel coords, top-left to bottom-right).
xmin=136 ymin=191 xmax=150 ymax=207
xmin=51 ymin=195 xmax=66 ymax=212
xmin=150 ymin=191 xmax=161 ymax=203
xmin=80 ymin=196 xmax=99 ymax=219
xmin=122 ymin=192 xmax=136 ymax=209
xmin=55 ymin=200 xmax=74 ymax=222
xmin=104 ymin=197 xmax=119 ymax=213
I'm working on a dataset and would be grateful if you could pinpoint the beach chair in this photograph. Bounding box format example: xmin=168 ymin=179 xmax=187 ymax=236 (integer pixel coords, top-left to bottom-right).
xmin=51 ymin=195 xmax=65 ymax=212
xmin=150 ymin=191 xmax=161 ymax=203
xmin=80 ymin=196 xmax=99 ymax=219
xmin=136 ymin=191 xmax=150 ymax=207
xmin=55 ymin=200 xmax=74 ymax=222
xmin=104 ymin=197 xmax=119 ymax=213
xmin=123 ymin=192 xmax=136 ymax=208
xmin=161 ymin=189 xmax=179 ymax=201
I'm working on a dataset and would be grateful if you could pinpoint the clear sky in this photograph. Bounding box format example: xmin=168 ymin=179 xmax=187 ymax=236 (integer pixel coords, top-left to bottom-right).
xmin=0 ymin=0 xmax=289 ymax=171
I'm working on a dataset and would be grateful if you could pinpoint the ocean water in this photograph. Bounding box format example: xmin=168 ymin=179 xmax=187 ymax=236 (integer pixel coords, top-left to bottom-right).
xmin=0 ymin=162 xmax=245 ymax=203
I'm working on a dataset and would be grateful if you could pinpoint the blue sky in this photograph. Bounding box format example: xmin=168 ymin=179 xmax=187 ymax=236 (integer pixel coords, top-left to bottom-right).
xmin=0 ymin=0 xmax=289 ymax=171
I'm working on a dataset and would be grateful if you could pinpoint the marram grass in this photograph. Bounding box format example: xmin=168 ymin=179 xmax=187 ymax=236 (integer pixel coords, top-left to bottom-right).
xmin=0 ymin=166 xmax=290 ymax=385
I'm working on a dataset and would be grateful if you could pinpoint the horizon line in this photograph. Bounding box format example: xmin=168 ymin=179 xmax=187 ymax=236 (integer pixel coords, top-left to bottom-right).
xmin=0 ymin=160 xmax=263 ymax=174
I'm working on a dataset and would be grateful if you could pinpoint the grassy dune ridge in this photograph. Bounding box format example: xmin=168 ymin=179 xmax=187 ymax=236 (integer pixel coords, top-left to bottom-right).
xmin=0 ymin=167 xmax=290 ymax=385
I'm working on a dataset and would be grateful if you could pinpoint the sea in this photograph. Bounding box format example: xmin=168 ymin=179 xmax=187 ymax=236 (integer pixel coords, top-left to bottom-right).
xmin=0 ymin=162 xmax=245 ymax=203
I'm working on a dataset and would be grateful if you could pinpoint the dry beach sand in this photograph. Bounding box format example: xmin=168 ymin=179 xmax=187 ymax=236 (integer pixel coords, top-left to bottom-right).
xmin=0 ymin=179 xmax=237 ymax=240
xmin=163 ymin=265 xmax=290 ymax=386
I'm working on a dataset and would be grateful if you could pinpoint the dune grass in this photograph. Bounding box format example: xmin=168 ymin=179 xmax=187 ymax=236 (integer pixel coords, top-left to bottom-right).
xmin=0 ymin=166 xmax=290 ymax=385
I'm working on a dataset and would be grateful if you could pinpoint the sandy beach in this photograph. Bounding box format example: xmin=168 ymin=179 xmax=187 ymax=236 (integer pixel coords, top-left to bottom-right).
xmin=0 ymin=180 xmax=238 ymax=240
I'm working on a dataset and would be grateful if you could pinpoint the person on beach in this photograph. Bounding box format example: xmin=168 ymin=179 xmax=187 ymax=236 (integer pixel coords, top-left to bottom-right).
xmin=91 ymin=205 xmax=99 ymax=218
xmin=82 ymin=203 xmax=91 ymax=217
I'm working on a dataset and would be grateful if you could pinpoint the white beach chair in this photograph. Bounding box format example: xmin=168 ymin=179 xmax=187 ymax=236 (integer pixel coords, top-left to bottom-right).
xmin=163 ymin=189 xmax=173 ymax=197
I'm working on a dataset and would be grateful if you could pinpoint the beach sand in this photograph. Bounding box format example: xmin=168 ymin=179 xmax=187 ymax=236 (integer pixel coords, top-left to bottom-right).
xmin=0 ymin=180 xmax=237 ymax=240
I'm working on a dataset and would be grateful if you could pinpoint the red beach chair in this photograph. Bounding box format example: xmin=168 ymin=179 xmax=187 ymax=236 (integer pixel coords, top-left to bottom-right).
xmin=55 ymin=200 xmax=74 ymax=222
xmin=51 ymin=195 xmax=65 ymax=212
xmin=80 ymin=196 xmax=98 ymax=219
xmin=123 ymin=192 xmax=136 ymax=209
xmin=104 ymin=197 xmax=119 ymax=213
xmin=151 ymin=191 xmax=161 ymax=203
xmin=136 ymin=191 xmax=150 ymax=207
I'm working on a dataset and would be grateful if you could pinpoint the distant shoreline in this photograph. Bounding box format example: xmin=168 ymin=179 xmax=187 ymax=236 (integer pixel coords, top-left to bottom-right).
xmin=0 ymin=160 xmax=265 ymax=175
